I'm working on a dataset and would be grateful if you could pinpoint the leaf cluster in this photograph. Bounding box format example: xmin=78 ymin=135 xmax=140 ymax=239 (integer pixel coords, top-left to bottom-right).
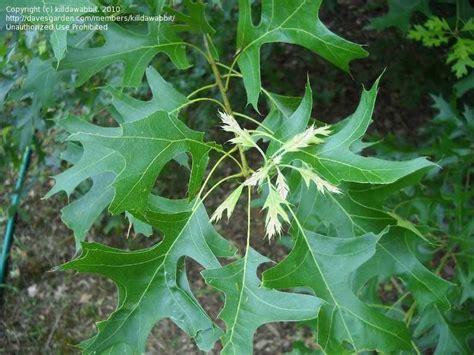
xmin=372 ymin=93 xmax=474 ymax=354
xmin=367 ymin=0 xmax=474 ymax=93
xmin=408 ymin=16 xmax=474 ymax=78
xmin=1 ymin=0 xmax=473 ymax=354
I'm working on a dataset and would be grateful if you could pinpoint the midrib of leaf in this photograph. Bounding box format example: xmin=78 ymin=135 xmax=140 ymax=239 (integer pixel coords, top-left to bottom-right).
xmin=301 ymin=149 xmax=420 ymax=183
xmin=67 ymin=151 xmax=116 ymax=178
xmin=265 ymin=94 xmax=291 ymax=118
xmin=45 ymin=71 xmax=56 ymax=96
xmin=287 ymin=207 xmax=358 ymax=350
xmin=70 ymin=133 xmax=210 ymax=148
xmin=157 ymin=21 xmax=162 ymax=45
xmin=283 ymin=27 xmax=364 ymax=55
xmin=319 ymin=105 xmax=371 ymax=154
xmin=226 ymin=264 xmax=247 ymax=353
xmin=169 ymin=113 xmax=188 ymax=136
xmin=27 ymin=69 xmax=47 ymax=85
xmin=75 ymin=32 xmax=94 ymax=47
xmin=246 ymin=287 xmax=317 ymax=313
xmin=129 ymin=48 xmax=156 ymax=82
xmin=323 ymin=307 xmax=337 ymax=349
xmin=225 ymin=187 xmax=252 ymax=352
xmin=77 ymin=250 xmax=165 ymax=269
xmin=434 ymin=306 xmax=464 ymax=352
xmin=68 ymin=42 xmax=187 ymax=65
xmin=326 ymin=193 xmax=447 ymax=307
xmin=62 ymin=184 xmax=113 ymax=231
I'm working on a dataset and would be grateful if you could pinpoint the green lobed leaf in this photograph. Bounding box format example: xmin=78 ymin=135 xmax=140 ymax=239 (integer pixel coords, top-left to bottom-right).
xmin=236 ymin=0 xmax=368 ymax=109
xmin=62 ymin=196 xmax=236 ymax=353
xmin=203 ymin=247 xmax=323 ymax=355
xmin=125 ymin=212 xmax=153 ymax=238
xmin=60 ymin=21 xmax=190 ymax=87
xmin=58 ymin=0 xmax=218 ymax=86
xmin=61 ymin=173 xmax=115 ymax=248
xmin=47 ymin=67 xmax=201 ymax=243
xmin=414 ymin=306 xmax=473 ymax=354
xmin=0 ymin=78 xmax=15 ymax=107
xmin=258 ymin=78 xmax=449 ymax=343
xmin=283 ymin=78 xmax=436 ymax=185
xmin=166 ymin=0 xmax=215 ymax=34
xmin=12 ymin=58 xmax=65 ymax=108
xmin=263 ymin=226 xmax=412 ymax=354
xmin=45 ymin=118 xmax=119 ymax=244
xmin=367 ymin=0 xmax=432 ymax=32
xmin=447 ymin=38 xmax=474 ymax=78
xmin=292 ymin=168 xmax=452 ymax=312
xmin=67 ymin=111 xmax=215 ymax=214
xmin=454 ymin=71 xmax=474 ymax=97
xmin=7 ymin=58 xmax=66 ymax=148
xmin=407 ymin=17 xmax=451 ymax=47
xmin=46 ymin=118 xmax=121 ymax=199
xmin=108 ymin=67 xmax=189 ymax=123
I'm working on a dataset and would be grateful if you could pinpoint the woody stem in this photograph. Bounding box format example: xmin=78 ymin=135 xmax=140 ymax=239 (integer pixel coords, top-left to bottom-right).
xmin=203 ymin=34 xmax=250 ymax=177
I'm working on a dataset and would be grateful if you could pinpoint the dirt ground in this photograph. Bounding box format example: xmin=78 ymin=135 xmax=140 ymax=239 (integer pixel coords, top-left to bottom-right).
xmin=0 ymin=1 xmax=458 ymax=354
